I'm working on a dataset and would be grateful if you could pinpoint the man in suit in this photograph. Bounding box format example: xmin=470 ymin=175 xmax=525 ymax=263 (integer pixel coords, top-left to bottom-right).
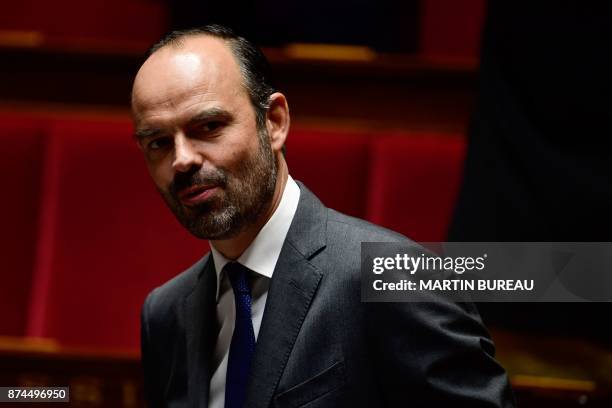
xmin=132 ymin=25 xmax=514 ymax=407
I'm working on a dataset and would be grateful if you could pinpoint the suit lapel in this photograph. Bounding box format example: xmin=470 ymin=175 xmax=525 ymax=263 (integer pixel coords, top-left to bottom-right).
xmin=244 ymin=183 xmax=328 ymax=408
xmin=184 ymin=255 xmax=218 ymax=407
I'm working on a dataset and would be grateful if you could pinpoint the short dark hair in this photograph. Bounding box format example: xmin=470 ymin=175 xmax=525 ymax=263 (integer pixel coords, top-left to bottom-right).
xmin=146 ymin=24 xmax=276 ymax=130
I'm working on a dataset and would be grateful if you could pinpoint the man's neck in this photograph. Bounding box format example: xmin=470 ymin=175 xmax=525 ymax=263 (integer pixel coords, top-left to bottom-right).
xmin=211 ymin=159 xmax=289 ymax=260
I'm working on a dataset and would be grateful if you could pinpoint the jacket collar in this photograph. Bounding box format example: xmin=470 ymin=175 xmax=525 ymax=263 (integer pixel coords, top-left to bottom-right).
xmin=283 ymin=181 xmax=328 ymax=260
xmin=244 ymin=182 xmax=328 ymax=408
xmin=184 ymin=255 xmax=217 ymax=406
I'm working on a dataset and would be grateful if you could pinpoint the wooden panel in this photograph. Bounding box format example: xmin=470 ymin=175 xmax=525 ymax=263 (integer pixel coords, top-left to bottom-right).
xmin=0 ymin=337 xmax=144 ymax=407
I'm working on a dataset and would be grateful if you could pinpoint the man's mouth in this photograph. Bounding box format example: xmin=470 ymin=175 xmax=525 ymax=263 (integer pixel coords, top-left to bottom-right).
xmin=178 ymin=184 xmax=218 ymax=206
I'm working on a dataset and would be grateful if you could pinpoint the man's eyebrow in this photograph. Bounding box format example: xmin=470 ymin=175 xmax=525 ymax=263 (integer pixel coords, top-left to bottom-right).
xmin=187 ymin=108 xmax=233 ymax=126
xmin=134 ymin=127 xmax=162 ymax=141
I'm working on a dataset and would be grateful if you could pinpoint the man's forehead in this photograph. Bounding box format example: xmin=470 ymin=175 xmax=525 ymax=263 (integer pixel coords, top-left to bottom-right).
xmin=132 ymin=35 xmax=243 ymax=110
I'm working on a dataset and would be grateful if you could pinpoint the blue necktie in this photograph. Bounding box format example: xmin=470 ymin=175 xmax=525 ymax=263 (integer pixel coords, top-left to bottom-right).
xmin=224 ymin=262 xmax=256 ymax=408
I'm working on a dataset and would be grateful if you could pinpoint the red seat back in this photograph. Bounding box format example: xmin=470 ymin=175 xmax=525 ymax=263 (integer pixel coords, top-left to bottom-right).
xmin=367 ymin=133 xmax=465 ymax=242
xmin=0 ymin=117 xmax=46 ymax=336
xmin=287 ymin=128 xmax=371 ymax=218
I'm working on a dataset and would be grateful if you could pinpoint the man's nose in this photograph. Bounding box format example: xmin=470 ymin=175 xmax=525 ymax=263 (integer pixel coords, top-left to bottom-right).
xmin=172 ymin=135 xmax=203 ymax=173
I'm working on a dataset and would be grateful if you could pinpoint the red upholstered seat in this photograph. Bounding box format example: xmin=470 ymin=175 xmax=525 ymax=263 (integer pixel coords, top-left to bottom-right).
xmin=287 ymin=128 xmax=371 ymax=218
xmin=420 ymin=0 xmax=486 ymax=59
xmin=28 ymin=119 xmax=208 ymax=349
xmin=0 ymin=1 xmax=166 ymax=44
xmin=367 ymin=133 xmax=466 ymax=242
xmin=0 ymin=116 xmax=46 ymax=336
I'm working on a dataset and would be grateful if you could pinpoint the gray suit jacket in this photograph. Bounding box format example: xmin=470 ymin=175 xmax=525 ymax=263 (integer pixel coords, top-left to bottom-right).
xmin=141 ymin=183 xmax=515 ymax=407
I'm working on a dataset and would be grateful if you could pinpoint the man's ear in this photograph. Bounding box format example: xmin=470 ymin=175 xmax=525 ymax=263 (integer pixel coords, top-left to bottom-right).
xmin=265 ymin=92 xmax=290 ymax=154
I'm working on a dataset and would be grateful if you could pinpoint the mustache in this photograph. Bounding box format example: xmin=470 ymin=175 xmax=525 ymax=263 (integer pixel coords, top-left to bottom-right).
xmin=169 ymin=167 xmax=227 ymax=197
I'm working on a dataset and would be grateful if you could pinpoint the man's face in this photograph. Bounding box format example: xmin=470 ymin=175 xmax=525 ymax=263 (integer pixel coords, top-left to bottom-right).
xmin=131 ymin=36 xmax=277 ymax=240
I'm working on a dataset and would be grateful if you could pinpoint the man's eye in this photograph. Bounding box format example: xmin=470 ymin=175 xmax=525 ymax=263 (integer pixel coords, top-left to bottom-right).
xmin=148 ymin=137 xmax=171 ymax=150
xmin=201 ymin=121 xmax=222 ymax=132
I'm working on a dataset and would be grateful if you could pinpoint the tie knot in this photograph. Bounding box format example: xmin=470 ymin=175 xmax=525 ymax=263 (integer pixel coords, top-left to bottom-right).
xmin=224 ymin=262 xmax=251 ymax=294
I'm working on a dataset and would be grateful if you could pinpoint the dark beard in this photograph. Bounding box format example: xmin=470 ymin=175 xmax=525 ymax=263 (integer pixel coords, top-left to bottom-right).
xmin=160 ymin=128 xmax=277 ymax=240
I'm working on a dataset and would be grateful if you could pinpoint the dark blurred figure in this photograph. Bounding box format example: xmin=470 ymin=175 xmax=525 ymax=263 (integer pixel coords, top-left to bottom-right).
xmin=450 ymin=2 xmax=612 ymax=341
xmin=167 ymin=0 xmax=419 ymax=52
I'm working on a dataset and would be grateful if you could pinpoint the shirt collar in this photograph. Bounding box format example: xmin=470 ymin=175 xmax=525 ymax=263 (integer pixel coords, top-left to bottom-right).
xmin=210 ymin=175 xmax=301 ymax=299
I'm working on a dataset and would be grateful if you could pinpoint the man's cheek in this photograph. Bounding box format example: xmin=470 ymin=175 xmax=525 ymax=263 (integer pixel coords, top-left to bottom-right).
xmin=153 ymin=174 xmax=174 ymax=197
xmin=146 ymin=158 xmax=172 ymax=184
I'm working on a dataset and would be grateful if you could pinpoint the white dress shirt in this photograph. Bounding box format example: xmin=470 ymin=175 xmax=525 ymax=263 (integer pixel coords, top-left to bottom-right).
xmin=208 ymin=175 xmax=300 ymax=408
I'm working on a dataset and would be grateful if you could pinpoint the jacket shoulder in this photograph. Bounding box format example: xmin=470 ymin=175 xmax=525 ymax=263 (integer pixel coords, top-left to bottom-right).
xmin=319 ymin=208 xmax=423 ymax=275
xmin=326 ymin=208 xmax=410 ymax=243
xmin=143 ymin=254 xmax=209 ymax=322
